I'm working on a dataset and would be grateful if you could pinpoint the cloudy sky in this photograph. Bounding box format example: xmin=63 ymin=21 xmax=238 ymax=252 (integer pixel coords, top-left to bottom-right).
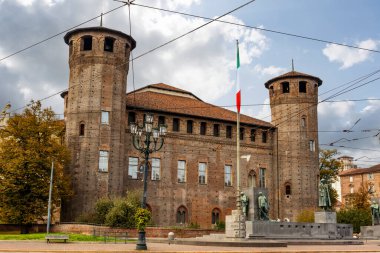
xmin=1 ymin=0 xmax=380 ymax=167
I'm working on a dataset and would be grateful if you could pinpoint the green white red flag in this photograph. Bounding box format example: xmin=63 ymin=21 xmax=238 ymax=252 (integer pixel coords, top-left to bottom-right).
xmin=236 ymin=41 xmax=241 ymax=113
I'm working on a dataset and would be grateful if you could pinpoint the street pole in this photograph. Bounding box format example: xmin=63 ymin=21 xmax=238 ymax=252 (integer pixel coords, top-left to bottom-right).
xmin=142 ymin=148 xmax=149 ymax=209
xmin=47 ymin=161 xmax=54 ymax=234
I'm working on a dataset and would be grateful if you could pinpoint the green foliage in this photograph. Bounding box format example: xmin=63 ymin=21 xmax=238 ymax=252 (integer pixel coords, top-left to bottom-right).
xmin=214 ymin=221 xmax=225 ymax=231
xmin=296 ymin=208 xmax=315 ymax=223
xmin=105 ymin=198 xmax=137 ymax=228
xmin=319 ymin=149 xmax=343 ymax=184
xmin=0 ymin=233 xmax=129 ymax=242
xmin=94 ymin=198 xmax=114 ymax=224
xmin=319 ymin=149 xmax=343 ymax=207
xmin=135 ymin=208 xmax=151 ymax=231
xmin=337 ymin=208 xmax=372 ymax=233
xmin=187 ymin=222 xmax=200 ymax=229
xmin=125 ymin=190 xmax=142 ymax=208
xmin=345 ymin=182 xmax=371 ymax=210
xmin=0 ymin=101 xmax=72 ymax=226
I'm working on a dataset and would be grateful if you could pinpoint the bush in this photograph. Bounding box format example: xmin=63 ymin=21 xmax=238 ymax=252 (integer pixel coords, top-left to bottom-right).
xmin=125 ymin=190 xmax=142 ymax=208
xmin=187 ymin=222 xmax=200 ymax=229
xmin=94 ymin=198 xmax=114 ymax=224
xmin=105 ymin=198 xmax=137 ymax=228
xmin=214 ymin=221 xmax=225 ymax=231
xmin=296 ymin=208 xmax=315 ymax=223
xmin=337 ymin=208 xmax=371 ymax=233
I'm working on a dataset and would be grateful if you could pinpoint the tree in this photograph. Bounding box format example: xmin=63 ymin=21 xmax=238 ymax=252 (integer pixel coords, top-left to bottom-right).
xmin=319 ymin=149 xmax=343 ymax=208
xmin=345 ymin=182 xmax=371 ymax=210
xmin=319 ymin=149 xmax=343 ymax=185
xmin=0 ymin=101 xmax=71 ymax=232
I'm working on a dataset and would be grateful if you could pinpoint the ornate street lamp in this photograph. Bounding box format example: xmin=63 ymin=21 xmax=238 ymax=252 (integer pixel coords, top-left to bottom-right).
xmin=130 ymin=113 xmax=167 ymax=250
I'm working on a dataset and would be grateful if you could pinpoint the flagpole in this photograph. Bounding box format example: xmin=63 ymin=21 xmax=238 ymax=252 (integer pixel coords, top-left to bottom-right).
xmin=236 ymin=40 xmax=241 ymax=211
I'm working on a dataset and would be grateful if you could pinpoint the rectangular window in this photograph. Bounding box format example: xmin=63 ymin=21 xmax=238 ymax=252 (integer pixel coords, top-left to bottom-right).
xmin=82 ymin=36 xmax=92 ymax=51
xmin=368 ymin=173 xmax=374 ymax=180
xmin=259 ymin=168 xmax=266 ymax=187
xmin=224 ymin=165 xmax=232 ymax=186
xmin=226 ymin=125 xmax=232 ymax=139
xmin=250 ymin=129 xmax=256 ymax=142
xmin=128 ymin=157 xmax=138 ymax=179
xmin=200 ymin=122 xmax=207 ymax=135
xmin=173 ymin=118 xmax=180 ymax=132
xmin=151 ymin=158 xmax=161 ymax=181
xmin=128 ymin=112 xmax=136 ymax=125
xmin=99 ymin=151 xmax=109 ymax=172
xmin=240 ymin=127 xmax=244 ymax=141
xmin=177 ymin=160 xmax=186 ymax=183
xmin=262 ymin=131 xmax=267 ymax=143
xmin=101 ymin=111 xmax=109 ymax=124
xmin=198 ymin=162 xmax=207 ymax=184
xmin=213 ymin=124 xmax=220 ymax=137
xmin=104 ymin=37 xmax=115 ymax=52
xmin=187 ymin=120 xmax=193 ymax=134
xmin=282 ymin=82 xmax=290 ymax=93
xmin=350 ymin=186 xmax=354 ymax=194
xmin=299 ymin=81 xmax=307 ymax=93
xmin=309 ymin=140 xmax=315 ymax=152
xmin=349 ymin=176 xmax=353 ymax=182
xmin=158 ymin=116 xmax=165 ymax=126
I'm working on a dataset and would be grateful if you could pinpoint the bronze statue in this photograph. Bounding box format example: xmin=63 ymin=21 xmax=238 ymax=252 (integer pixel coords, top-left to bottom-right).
xmin=240 ymin=192 xmax=249 ymax=217
xmin=257 ymin=192 xmax=269 ymax=220
xmin=318 ymin=179 xmax=331 ymax=210
xmin=371 ymin=201 xmax=380 ymax=225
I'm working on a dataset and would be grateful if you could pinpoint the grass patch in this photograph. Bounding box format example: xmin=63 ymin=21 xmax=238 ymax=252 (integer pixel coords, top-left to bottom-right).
xmin=0 ymin=233 xmax=132 ymax=242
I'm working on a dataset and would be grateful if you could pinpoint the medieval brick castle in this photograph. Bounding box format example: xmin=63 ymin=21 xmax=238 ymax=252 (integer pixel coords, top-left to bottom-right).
xmin=60 ymin=26 xmax=321 ymax=228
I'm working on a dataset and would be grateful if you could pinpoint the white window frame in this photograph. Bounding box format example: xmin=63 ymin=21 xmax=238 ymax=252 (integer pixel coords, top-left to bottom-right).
xmin=101 ymin=111 xmax=109 ymax=124
xmin=151 ymin=158 xmax=161 ymax=181
xmin=198 ymin=162 xmax=207 ymax=184
xmin=99 ymin=151 xmax=109 ymax=172
xmin=224 ymin=165 xmax=232 ymax=186
xmin=349 ymin=176 xmax=353 ymax=182
xmin=350 ymin=186 xmax=354 ymax=194
xmin=177 ymin=160 xmax=186 ymax=183
xmin=128 ymin=157 xmax=138 ymax=179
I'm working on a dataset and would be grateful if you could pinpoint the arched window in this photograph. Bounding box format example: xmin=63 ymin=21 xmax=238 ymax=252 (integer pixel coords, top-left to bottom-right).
xmin=79 ymin=123 xmax=85 ymax=136
xmin=176 ymin=206 xmax=187 ymax=224
xmin=281 ymin=82 xmax=290 ymax=93
xmin=248 ymin=170 xmax=257 ymax=187
xmin=81 ymin=36 xmax=92 ymax=51
xmin=211 ymin=208 xmax=221 ymax=224
xmin=301 ymin=116 xmax=306 ymax=128
xmin=104 ymin=37 xmax=115 ymax=52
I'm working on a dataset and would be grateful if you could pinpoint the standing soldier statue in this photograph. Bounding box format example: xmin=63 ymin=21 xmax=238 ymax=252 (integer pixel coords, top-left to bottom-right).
xmin=319 ymin=179 xmax=331 ymax=210
xmin=371 ymin=201 xmax=380 ymax=225
xmin=240 ymin=192 xmax=249 ymax=218
xmin=257 ymin=192 xmax=269 ymax=220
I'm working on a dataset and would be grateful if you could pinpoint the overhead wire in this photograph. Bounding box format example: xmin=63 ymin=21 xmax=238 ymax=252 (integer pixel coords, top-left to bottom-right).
xmin=130 ymin=2 xmax=380 ymax=54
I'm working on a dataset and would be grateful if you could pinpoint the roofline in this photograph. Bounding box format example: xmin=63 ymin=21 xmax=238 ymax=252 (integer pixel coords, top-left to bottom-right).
xmin=128 ymin=84 xmax=203 ymax=101
xmin=60 ymin=91 xmax=68 ymax=98
xmin=264 ymin=73 xmax=323 ymax=88
xmin=64 ymin=27 xmax=136 ymax=50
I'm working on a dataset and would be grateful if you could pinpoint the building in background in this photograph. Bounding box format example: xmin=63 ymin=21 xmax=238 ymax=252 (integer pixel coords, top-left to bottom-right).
xmin=60 ymin=25 xmax=322 ymax=227
xmin=340 ymin=164 xmax=380 ymax=206
xmin=332 ymin=156 xmax=358 ymax=204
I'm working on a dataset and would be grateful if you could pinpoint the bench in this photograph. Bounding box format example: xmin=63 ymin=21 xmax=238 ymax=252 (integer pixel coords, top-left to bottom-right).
xmin=45 ymin=234 xmax=69 ymax=243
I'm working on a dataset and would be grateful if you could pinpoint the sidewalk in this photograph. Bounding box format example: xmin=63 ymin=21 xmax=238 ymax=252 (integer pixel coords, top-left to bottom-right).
xmin=0 ymin=240 xmax=380 ymax=253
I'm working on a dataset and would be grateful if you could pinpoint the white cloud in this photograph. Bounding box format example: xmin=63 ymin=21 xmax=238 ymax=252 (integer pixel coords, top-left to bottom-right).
xmin=128 ymin=9 xmax=269 ymax=102
xmin=319 ymin=100 xmax=355 ymax=117
xmin=361 ymin=99 xmax=380 ymax=114
xmin=253 ymin=64 xmax=286 ymax=77
xmin=322 ymin=39 xmax=379 ymax=69
xmin=256 ymin=98 xmax=271 ymax=121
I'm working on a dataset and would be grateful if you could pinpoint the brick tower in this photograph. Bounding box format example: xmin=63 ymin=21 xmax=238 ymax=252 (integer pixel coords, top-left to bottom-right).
xmin=60 ymin=27 xmax=135 ymax=221
xmin=264 ymin=71 xmax=322 ymax=220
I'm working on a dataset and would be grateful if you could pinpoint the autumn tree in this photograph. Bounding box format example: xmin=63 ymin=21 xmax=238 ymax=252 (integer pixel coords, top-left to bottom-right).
xmin=319 ymin=149 xmax=343 ymax=208
xmin=0 ymin=101 xmax=71 ymax=232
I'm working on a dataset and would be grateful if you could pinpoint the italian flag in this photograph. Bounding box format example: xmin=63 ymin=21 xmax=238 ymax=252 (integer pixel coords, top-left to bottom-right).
xmin=236 ymin=41 xmax=241 ymax=113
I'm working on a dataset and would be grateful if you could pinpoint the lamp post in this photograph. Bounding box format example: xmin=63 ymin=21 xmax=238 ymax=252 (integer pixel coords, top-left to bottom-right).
xmin=129 ymin=113 xmax=167 ymax=250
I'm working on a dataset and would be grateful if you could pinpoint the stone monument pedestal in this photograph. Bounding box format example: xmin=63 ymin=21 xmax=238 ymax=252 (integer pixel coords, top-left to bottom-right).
xmin=225 ymin=210 xmax=246 ymax=238
xmin=314 ymin=211 xmax=337 ymax=223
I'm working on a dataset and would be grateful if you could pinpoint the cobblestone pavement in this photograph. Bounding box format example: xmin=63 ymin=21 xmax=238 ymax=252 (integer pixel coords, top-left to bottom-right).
xmin=0 ymin=240 xmax=380 ymax=253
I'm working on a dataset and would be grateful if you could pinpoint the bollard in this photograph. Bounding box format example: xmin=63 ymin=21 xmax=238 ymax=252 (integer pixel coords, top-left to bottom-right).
xmin=168 ymin=232 xmax=175 ymax=245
